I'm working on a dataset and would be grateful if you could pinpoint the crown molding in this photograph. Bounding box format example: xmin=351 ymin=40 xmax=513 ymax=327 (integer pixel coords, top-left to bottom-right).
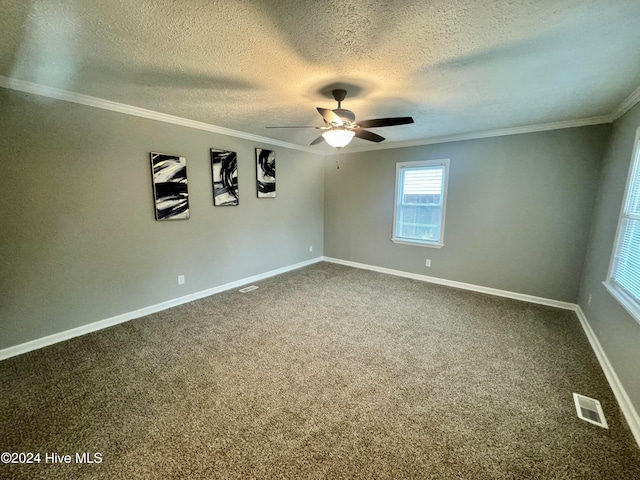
xmin=610 ymin=84 xmax=640 ymax=121
xmin=339 ymin=115 xmax=613 ymax=154
xmin=0 ymin=75 xmax=317 ymax=154
xmin=325 ymin=84 xmax=640 ymax=155
xmin=2 ymin=75 xmax=638 ymax=156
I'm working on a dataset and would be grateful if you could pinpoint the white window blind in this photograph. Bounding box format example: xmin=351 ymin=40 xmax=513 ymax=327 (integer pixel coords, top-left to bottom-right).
xmin=606 ymin=129 xmax=640 ymax=324
xmin=403 ymin=168 xmax=443 ymax=197
xmin=392 ymin=159 xmax=449 ymax=247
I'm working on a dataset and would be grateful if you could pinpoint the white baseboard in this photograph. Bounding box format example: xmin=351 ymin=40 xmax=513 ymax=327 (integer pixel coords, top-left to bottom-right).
xmin=322 ymin=256 xmax=640 ymax=448
xmin=322 ymin=256 xmax=576 ymax=310
xmin=0 ymin=257 xmax=323 ymax=361
xmin=3 ymin=255 xmax=639 ymax=448
xmin=574 ymin=306 xmax=640 ymax=448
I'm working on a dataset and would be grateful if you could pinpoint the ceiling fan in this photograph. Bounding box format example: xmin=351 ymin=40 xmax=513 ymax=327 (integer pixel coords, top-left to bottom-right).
xmin=266 ymin=89 xmax=414 ymax=148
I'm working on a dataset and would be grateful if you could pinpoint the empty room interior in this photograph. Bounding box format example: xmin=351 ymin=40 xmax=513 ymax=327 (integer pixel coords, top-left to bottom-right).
xmin=2 ymin=1 xmax=640 ymax=478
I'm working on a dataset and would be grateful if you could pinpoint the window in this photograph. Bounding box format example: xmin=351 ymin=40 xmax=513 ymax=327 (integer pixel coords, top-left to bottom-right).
xmin=392 ymin=159 xmax=449 ymax=247
xmin=605 ymin=128 xmax=640 ymax=325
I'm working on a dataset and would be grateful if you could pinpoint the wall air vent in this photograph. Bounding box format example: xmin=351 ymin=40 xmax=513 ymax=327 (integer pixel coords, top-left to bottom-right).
xmin=239 ymin=285 xmax=259 ymax=293
xmin=573 ymin=393 xmax=608 ymax=428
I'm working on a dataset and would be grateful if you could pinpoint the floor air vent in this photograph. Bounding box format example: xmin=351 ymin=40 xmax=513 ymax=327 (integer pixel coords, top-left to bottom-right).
xmin=573 ymin=393 xmax=608 ymax=428
xmin=239 ymin=285 xmax=258 ymax=293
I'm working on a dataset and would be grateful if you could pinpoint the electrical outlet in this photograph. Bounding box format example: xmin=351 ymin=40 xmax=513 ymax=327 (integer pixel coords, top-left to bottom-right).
xmin=178 ymin=275 xmax=185 ymax=285
xmin=425 ymin=259 xmax=431 ymax=267
xmin=309 ymin=245 xmax=313 ymax=252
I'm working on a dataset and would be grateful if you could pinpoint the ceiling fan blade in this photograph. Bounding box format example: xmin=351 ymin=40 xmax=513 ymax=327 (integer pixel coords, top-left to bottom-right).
xmin=355 ymin=129 xmax=385 ymax=143
xmin=310 ymin=135 xmax=325 ymax=146
xmin=317 ymin=107 xmax=343 ymax=126
xmin=334 ymin=108 xmax=356 ymax=123
xmin=357 ymin=117 xmax=414 ymax=129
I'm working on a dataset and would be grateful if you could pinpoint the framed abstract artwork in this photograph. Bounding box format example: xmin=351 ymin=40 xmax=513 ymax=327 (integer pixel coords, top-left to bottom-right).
xmin=255 ymin=148 xmax=276 ymax=198
xmin=210 ymin=149 xmax=239 ymax=206
xmin=150 ymin=152 xmax=190 ymax=220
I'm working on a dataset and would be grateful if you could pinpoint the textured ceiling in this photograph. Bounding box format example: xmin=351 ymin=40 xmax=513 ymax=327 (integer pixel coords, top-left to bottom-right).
xmin=2 ymin=0 xmax=640 ymax=151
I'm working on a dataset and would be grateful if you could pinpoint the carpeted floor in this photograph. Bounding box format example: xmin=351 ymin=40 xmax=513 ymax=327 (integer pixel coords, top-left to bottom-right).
xmin=1 ymin=262 xmax=640 ymax=479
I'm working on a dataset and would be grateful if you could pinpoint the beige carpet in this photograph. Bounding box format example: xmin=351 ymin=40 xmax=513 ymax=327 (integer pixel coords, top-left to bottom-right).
xmin=1 ymin=262 xmax=640 ymax=479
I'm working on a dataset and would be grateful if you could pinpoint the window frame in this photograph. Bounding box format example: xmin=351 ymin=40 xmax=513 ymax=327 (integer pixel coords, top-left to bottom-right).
xmin=604 ymin=126 xmax=640 ymax=325
xmin=392 ymin=159 xmax=450 ymax=248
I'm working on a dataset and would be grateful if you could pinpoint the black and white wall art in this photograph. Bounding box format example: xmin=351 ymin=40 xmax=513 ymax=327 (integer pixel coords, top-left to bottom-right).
xmin=150 ymin=152 xmax=190 ymax=220
xmin=255 ymin=148 xmax=276 ymax=198
xmin=210 ymin=149 xmax=239 ymax=206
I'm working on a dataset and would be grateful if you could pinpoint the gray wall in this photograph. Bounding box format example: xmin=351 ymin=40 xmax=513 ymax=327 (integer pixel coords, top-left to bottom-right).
xmin=0 ymin=88 xmax=324 ymax=349
xmin=324 ymin=126 xmax=610 ymax=302
xmin=578 ymin=103 xmax=640 ymax=413
xmin=2 ymin=84 xmax=639 ymax=421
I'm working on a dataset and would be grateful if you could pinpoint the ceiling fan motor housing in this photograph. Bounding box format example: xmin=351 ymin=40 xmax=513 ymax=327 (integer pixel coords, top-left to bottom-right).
xmin=332 ymin=89 xmax=347 ymax=103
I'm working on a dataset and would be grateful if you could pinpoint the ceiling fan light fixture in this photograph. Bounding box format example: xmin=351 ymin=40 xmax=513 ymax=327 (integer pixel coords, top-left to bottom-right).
xmin=322 ymin=128 xmax=355 ymax=148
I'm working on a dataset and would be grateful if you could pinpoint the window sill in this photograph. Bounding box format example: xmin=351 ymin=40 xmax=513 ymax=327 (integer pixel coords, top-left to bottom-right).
xmin=392 ymin=237 xmax=444 ymax=248
xmin=602 ymin=281 xmax=640 ymax=326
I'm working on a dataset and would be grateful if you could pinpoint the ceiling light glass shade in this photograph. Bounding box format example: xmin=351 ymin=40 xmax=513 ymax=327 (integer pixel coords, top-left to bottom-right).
xmin=322 ymin=128 xmax=355 ymax=148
